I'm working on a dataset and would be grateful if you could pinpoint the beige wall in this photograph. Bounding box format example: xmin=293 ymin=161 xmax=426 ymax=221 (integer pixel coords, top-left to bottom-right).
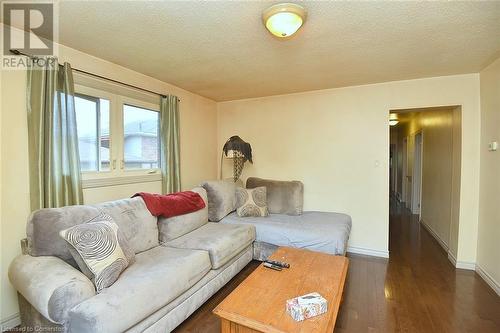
xmin=449 ymin=107 xmax=462 ymax=259
xmin=0 ymin=44 xmax=218 ymax=324
xmin=1 ymin=69 xmax=30 ymax=326
xmin=393 ymin=108 xmax=461 ymax=258
xmin=218 ymin=74 xmax=481 ymax=263
xmin=477 ymin=57 xmax=500 ymax=294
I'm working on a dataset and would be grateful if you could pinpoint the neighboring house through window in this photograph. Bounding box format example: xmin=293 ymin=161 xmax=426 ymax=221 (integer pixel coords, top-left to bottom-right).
xmin=123 ymin=104 xmax=160 ymax=169
xmin=75 ymin=94 xmax=110 ymax=171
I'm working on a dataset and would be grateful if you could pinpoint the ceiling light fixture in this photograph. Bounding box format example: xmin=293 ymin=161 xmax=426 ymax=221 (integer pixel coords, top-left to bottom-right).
xmin=262 ymin=3 xmax=307 ymax=38
xmin=389 ymin=113 xmax=399 ymax=126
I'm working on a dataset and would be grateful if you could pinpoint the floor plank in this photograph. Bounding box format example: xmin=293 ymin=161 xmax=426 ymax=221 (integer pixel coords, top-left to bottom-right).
xmin=174 ymin=199 xmax=500 ymax=333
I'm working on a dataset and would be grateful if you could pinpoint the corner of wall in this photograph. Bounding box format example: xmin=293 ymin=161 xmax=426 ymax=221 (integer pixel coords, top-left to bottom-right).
xmin=475 ymin=56 xmax=500 ymax=296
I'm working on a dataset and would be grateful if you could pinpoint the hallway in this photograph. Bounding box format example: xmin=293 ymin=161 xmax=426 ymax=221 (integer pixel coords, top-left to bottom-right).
xmin=335 ymin=199 xmax=500 ymax=332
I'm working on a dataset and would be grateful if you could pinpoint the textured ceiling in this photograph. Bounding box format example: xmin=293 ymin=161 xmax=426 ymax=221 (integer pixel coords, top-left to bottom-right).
xmin=58 ymin=1 xmax=500 ymax=101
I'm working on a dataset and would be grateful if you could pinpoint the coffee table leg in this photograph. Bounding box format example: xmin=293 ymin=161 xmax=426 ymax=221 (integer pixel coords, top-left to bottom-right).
xmin=220 ymin=318 xmax=231 ymax=333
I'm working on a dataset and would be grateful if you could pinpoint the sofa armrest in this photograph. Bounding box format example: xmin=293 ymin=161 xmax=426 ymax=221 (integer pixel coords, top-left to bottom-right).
xmin=8 ymin=255 xmax=96 ymax=324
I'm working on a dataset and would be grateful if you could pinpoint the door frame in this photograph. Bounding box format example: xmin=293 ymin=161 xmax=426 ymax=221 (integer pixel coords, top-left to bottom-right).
xmin=402 ymin=137 xmax=408 ymax=205
xmin=390 ymin=143 xmax=397 ymax=194
xmin=412 ymin=131 xmax=423 ymax=219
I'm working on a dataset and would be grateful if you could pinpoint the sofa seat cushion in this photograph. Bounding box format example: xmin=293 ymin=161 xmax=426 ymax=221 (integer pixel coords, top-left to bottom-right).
xmin=221 ymin=211 xmax=352 ymax=255
xmin=164 ymin=223 xmax=256 ymax=269
xmin=67 ymin=246 xmax=211 ymax=333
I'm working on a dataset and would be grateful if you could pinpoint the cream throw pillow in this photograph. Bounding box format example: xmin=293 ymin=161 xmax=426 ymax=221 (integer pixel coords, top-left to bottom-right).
xmin=60 ymin=215 xmax=135 ymax=292
xmin=236 ymin=187 xmax=269 ymax=217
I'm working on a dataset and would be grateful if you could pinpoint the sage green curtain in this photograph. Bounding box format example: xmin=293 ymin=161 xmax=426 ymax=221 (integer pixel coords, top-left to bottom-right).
xmin=27 ymin=59 xmax=83 ymax=211
xmin=160 ymin=95 xmax=181 ymax=194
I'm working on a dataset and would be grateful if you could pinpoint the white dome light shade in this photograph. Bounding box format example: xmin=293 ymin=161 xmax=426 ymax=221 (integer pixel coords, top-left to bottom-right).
xmin=389 ymin=113 xmax=399 ymax=126
xmin=263 ymin=3 xmax=307 ymax=38
xmin=265 ymin=12 xmax=303 ymax=37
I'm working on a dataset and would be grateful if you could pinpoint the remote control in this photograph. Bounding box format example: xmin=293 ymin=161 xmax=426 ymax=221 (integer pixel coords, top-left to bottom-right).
xmin=265 ymin=259 xmax=290 ymax=268
xmin=263 ymin=262 xmax=282 ymax=271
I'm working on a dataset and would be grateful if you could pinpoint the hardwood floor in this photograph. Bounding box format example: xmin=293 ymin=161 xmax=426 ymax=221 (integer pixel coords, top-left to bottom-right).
xmin=175 ymin=200 xmax=500 ymax=333
xmin=335 ymin=200 xmax=500 ymax=332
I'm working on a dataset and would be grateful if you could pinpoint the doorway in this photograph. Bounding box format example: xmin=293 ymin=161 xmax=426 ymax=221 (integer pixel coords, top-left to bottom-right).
xmin=389 ymin=106 xmax=462 ymax=261
xmin=401 ymin=137 xmax=408 ymax=204
xmin=411 ymin=132 xmax=423 ymax=218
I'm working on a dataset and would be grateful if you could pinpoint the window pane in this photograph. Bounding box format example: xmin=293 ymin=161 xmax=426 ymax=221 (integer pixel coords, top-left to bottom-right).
xmin=75 ymin=96 xmax=98 ymax=171
xmin=123 ymin=104 xmax=159 ymax=169
xmin=75 ymin=95 xmax=110 ymax=172
xmin=99 ymin=100 xmax=110 ymax=171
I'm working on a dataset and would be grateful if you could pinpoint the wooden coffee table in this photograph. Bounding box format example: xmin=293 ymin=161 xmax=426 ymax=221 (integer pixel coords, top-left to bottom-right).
xmin=213 ymin=247 xmax=349 ymax=333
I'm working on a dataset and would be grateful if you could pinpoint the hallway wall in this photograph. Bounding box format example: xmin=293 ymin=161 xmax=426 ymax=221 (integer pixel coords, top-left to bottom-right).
xmin=477 ymin=57 xmax=500 ymax=295
xmin=394 ymin=108 xmax=461 ymax=257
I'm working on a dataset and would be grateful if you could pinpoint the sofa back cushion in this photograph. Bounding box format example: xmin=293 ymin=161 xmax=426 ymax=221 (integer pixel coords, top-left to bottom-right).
xmin=27 ymin=197 xmax=159 ymax=265
xmin=27 ymin=205 xmax=102 ymax=265
xmin=94 ymin=197 xmax=159 ymax=253
xmin=158 ymin=187 xmax=208 ymax=242
xmin=201 ymin=180 xmax=237 ymax=221
xmin=246 ymin=177 xmax=304 ymax=215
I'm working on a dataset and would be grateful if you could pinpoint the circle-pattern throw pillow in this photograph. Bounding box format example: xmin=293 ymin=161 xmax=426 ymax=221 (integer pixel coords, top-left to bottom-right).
xmin=236 ymin=187 xmax=269 ymax=217
xmin=60 ymin=215 xmax=135 ymax=292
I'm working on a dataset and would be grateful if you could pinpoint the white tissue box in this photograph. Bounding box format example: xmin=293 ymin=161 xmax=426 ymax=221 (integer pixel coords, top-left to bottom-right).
xmin=285 ymin=292 xmax=328 ymax=321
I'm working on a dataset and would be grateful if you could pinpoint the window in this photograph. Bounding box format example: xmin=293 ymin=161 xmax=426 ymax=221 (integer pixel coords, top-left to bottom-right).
xmin=123 ymin=104 xmax=160 ymax=169
xmin=75 ymin=94 xmax=110 ymax=172
xmin=73 ymin=84 xmax=161 ymax=184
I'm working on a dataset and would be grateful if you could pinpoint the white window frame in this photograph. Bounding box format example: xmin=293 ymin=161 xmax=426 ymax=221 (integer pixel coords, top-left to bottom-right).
xmin=74 ymin=84 xmax=162 ymax=188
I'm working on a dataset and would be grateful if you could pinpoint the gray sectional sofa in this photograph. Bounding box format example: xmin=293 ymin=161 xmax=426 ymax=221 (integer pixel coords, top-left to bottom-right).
xmin=8 ymin=178 xmax=351 ymax=332
xmin=9 ymin=187 xmax=255 ymax=332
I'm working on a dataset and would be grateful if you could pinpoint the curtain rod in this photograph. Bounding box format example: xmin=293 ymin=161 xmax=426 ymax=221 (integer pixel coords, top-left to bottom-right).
xmin=10 ymin=49 xmax=180 ymax=101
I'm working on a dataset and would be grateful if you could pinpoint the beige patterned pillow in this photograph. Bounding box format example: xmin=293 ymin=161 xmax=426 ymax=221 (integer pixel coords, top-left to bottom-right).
xmin=60 ymin=215 xmax=135 ymax=292
xmin=236 ymin=187 xmax=269 ymax=217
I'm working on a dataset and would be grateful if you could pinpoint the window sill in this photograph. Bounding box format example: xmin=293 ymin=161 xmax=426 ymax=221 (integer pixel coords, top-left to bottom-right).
xmin=82 ymin=173 xmax=162 ymax=189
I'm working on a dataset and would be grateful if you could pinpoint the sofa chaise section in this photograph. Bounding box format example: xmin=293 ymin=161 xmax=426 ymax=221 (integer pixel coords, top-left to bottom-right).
xmin=222 ymin=211 xmax=352 ymax=259
xmin=221 ymin=177 xmax=352 ymax=261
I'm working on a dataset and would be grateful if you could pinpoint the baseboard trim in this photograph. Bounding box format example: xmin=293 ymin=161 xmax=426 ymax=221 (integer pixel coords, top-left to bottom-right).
xmin=420 ymin=220 xmax=449 ymax=252
xmin=347 ymin=246 xmax=389 ymax=258
xmin=419 ymin=222 xmax=477 ymax=271
xmin=448 ymin=251 xmax=458 ymax=267
xmin=476 ymin=264 xmax=500 ymax=296
xmin=1 ymin=312 xmax=20 ymax=331
xmin=447 ymin=251 xmax=476 ymax=270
